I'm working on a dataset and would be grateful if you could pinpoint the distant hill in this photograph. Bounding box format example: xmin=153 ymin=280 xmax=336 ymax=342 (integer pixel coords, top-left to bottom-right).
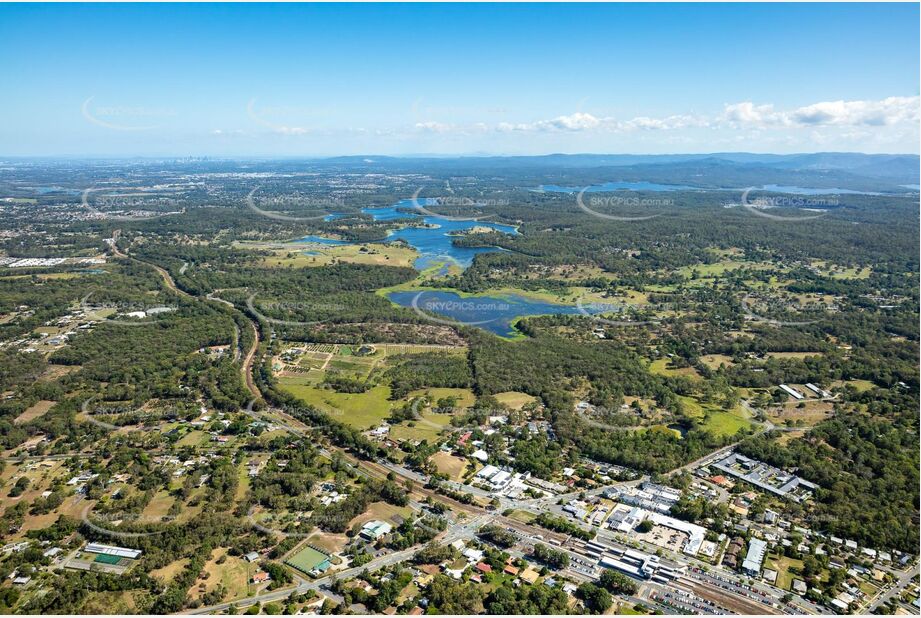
xmin=316 ymin=152 xmax=919 ymax=192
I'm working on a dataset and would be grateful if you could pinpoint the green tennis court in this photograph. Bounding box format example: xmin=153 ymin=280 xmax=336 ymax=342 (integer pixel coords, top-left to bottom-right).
xmin=94 ymin=553 xmax=123 ymax=565
xmin=285 ymin=546 xmax=329 ymax=574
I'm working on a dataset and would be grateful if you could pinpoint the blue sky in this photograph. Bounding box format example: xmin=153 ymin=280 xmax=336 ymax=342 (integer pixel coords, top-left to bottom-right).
xmin=1 ymin=3 xmax=918 ymax=156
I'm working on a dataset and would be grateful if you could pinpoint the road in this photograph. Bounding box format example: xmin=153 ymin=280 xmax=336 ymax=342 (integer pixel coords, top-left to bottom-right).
xmin=112 ymin=243 xmax=263 ymax=402
xmin=867 ymin=563 xmax=919 ymax=612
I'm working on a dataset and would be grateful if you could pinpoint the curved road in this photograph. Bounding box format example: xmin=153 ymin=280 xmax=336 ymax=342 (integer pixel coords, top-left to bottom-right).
xmin=111 ymin=240 xmax=262 ymax=401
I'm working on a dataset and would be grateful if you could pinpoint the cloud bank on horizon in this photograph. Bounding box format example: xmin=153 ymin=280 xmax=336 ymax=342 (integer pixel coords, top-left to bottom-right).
xmin=1 ymin=3 xmax=918 ymax=156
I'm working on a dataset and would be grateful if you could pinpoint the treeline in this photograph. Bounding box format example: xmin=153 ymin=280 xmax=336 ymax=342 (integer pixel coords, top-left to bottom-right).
xmin=384 ymin=352 xmax=472 ymax=400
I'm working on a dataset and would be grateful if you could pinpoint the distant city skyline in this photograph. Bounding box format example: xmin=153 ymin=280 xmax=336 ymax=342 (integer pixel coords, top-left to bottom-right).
xmin=1 ymin=3 xmax=918 ymax=156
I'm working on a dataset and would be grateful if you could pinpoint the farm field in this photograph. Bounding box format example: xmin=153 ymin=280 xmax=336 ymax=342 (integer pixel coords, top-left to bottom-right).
xmin=277 ymin=375 xmax=394 ymax=429
xmin=188 ymin=548 xmax=256 ymax=603
xmin=240 ymin=240 xmax=418 ymax=269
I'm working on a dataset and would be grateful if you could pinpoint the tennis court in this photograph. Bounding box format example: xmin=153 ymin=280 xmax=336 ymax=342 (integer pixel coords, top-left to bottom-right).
xmin=284 ymin=545 xmax=329 ymax=574
xmin=94 ymin=553 xmax=123 ymax=565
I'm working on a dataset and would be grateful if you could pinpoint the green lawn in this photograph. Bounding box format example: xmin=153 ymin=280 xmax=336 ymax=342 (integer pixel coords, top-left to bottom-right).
xmin=764 ymin=554 xmax=804 ymax=590
xmin=278 ymin=377 xmax=394 ymax=429
xmin=388 ymin=387 xmax=474 ymax=442
xmin=678 ymin=395 xmax=753 ymax=437
xmin=408 ymin=387 xmax=476 ymax=408
xmin=389 ymin=412 xmax=454 ymax=443
xmin=649 ymin=358 xmax=702 ymax=380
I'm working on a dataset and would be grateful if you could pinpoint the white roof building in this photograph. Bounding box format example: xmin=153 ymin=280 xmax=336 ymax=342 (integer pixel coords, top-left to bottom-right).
xmin=85 ymin=543 xmax=142 ymax=560
xmin=742 ymin=539 xmax=768 ymax=575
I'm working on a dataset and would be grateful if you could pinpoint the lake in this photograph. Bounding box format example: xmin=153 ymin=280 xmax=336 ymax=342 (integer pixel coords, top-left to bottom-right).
xmin=365 ymin=199 xmax=518 ymax=270
xmin=387 ymin=289 xmax=604 ymax=338
xmin=758 ymin=184 xmax=882 ymax=196
xmin=311 ymin=198 xmax=518 ymax=270
xmin=306 ymin=198 xmax=610 ymax=336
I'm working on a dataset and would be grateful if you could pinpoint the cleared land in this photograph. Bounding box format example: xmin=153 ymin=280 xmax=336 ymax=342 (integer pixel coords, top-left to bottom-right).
xmin=430 ymin=452 xmax=469 ymax=481
xmin=14 ymin=399 xmax=55 ymax=424
xmin=678 ymin=395 xmax=753 ymax=437
xmin=493 ymin=391 xmax=538 ymax=410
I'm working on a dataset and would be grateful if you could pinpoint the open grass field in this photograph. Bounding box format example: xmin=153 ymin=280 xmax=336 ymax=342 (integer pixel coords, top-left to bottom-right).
xmin=764 ymin=351 xmax=824 ymax=360
xmin=79 ymin=591 xmax=140 ymax=614
xmin=764 ymin=554 xmax=805 ymax=590
xmin=810 ymin=260 xmax=872 ymax=280
xmin=505 ymin=509 xmax=537 ymax=524
xmin=388 ymin=414 xmax=453 ymax=443
xmin=388 ymin=387 xmax=474 ymax=442
xmin=429 ymin=452 xmax=469 ymax=480
xmin=649 ymin=358 xmax=702 ymax=380
xmin=278 ymin=375 xmax=394 ymax=429
xmin=771 ymin=399 xmax=834 ymax=427
xmin=257 ymin=242 xmax=418 ymax=269
xmin=189 ymin=547 xmax=256 ymax=603
xmin=176 ymin=429 xmax=209 ymax=447
xmin=832 ymin=378 xmax=875 ymax=392
xmin=347 ymin=501 xmax=412 ymax=531
xmin=698 ymin=354 xmax=735 ymax=370
xmin=678 ymin=395 xmax=753 ymax=437
xmin=304 ymin=531 xmax=349 ymax=555
xmin=676 ymin=260 xmax=776 ymax=279
xmin=493 ymin=391 xmax=538 ymax=410
xmin=150 ymin=558 xmax=190 ymax=584
xmin=141 ymin=490 xmax=176 ymax=519
xmin=409 ymin=387 xmax=476 ymax=408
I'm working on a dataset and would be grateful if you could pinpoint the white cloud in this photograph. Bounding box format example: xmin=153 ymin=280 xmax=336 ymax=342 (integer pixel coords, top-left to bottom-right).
xmin=621 ymin=114 xmax=708 ymax=131
xmin=498 ymin=112 xmax=604 ymax=132
xmin=722 ymin=96 xmax=919 ymax=128
xmin=721 ymin=102 xmax=786 ymax=127
xmin=274 ymin=126 xmax=308 ymax=135
xmin=426 ymin=95 xmax=918 ymax=137
xmin=789 ymin=96 xmax=919 ymax=126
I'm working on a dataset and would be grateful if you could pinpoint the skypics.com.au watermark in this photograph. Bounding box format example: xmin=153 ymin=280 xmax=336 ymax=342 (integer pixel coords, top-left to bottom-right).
xmin=82 ymin=97 xmax=176 ymax=132
xmin=81 ymin=504 xmax=173 ymax=540
xmin=575 ymin=188 xmax=667 ymax=221
xmin=410 ymin=292 xmax=508 ymax=328
xmin=81 ymin=187 xmax=181 ymax=222
xmin=738 ymin=188 xmax=835 ymax=222
xmin=80 ymin=398 xmax=181 ymax=431
xmin=741 ymin=295 xmax=834 ymax=327
xmin=574 ymin=297 xmax=660 ymax=327
xmin=246 ymin=295 xmax=346 ymax=327
xmin=246 ymin=187 xmax=342 ymax=222
xmin=408 ymin=187 xmax=508 ymax=221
